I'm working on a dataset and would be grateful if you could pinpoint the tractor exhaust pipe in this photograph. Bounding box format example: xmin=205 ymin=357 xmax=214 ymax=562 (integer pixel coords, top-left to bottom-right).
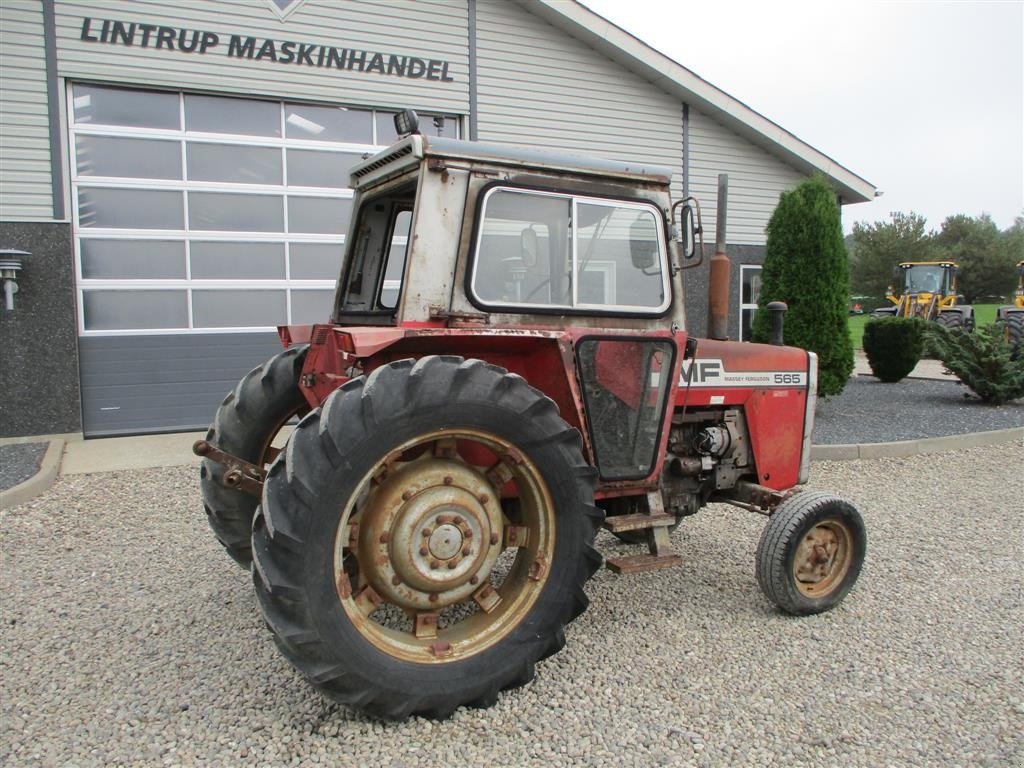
xmin=767 ymin=301 xmax=788 ymax=345
xmin=708 ymin=174 xmax=732 ymax=340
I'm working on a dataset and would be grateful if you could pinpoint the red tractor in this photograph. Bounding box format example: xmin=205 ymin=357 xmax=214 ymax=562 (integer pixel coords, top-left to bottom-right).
xmin=196 ymin=111 xmax=866 ymax=720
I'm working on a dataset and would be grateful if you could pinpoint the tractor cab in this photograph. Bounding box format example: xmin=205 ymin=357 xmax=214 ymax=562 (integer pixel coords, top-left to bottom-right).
xmin=325 ymin=110 xmax=696 ymax=333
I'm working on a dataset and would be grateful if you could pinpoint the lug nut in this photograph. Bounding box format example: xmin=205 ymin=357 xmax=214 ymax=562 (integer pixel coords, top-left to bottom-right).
xmin=443 ymin=475 xmax=453 ymax=485
xmin=379 ymin=532 xmax=390 ymax=544
xmin=464 ymin=530 xmax=473 ymax=539
xmin=447 ymin=561 xmax=457 ymax=570
xmin=391 ymin=575 xmax=402 ymax=586
xmin=430 ymin=560 xmax=440 ymax=570
xmin=469 ymin=575 xmax=479 ymax=585
xmin=419 ymin=547 xmax=429 ymax=557
xmin=478 ymin=494 xmax=488 ymax=504
xmin=421 ymin=528 xmax=431 ymax=537
xmin=490 ymin=533 xmax=499 ymax=545
xmin=402 ymin=490 xmax=413 ymax=501
xmin=462 ymin=545 xmax=472 ymax=556
xmin=429 ymin=593 xmax=439 ymax=603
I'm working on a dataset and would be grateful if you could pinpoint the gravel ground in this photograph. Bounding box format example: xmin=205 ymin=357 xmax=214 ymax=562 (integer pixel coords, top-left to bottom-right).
xmin=813 ymin=377 xmax=1024 ymax=445
xmin=0 ymin=444 xmax=46 ymax=492
xmin=2 ymin=444 xmax=1022 ymax=767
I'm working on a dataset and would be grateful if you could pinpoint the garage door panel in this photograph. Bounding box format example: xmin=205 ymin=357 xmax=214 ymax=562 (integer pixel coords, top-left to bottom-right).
xmin=80 ymin=333 xmax=284 ymax=436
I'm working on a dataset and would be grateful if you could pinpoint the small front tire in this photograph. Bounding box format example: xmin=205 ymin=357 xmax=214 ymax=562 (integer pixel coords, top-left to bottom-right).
xmin=756 ymin=492 xmax=866 ymax=616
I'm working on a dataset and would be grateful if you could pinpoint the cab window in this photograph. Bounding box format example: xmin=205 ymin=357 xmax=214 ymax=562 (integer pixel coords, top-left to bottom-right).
xmin=469 ymin=187 xmax=670 ymax=314
xmin=337 ymin=184 xmax=415 ymax=315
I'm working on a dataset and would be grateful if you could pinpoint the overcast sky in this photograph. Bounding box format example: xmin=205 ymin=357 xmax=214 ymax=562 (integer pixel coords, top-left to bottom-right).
xmin=579 ymin=0 xmax=1024 ymax=235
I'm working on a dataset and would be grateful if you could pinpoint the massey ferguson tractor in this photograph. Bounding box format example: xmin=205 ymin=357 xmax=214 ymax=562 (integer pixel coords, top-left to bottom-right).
xmin=871 ymin=261 xmax=974 ymax=330
xmin=196 ymin=111 xmax=866 ymax=720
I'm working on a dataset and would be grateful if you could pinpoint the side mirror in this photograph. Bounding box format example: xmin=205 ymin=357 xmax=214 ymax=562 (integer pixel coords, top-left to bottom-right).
xmin=680 ymin=204 xmax=697 ymax=260
xmin=520 ymin=226 xmax=538 ymax=269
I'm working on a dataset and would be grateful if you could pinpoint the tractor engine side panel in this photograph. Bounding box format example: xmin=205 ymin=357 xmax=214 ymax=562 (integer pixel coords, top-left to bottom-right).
xmin=679 ymin=339 xmax=811 ymax=491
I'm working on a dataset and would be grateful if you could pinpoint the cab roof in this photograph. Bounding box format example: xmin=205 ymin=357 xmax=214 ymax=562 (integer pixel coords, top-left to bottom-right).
xmin=349 ymin=134 xmax=674 ymax=190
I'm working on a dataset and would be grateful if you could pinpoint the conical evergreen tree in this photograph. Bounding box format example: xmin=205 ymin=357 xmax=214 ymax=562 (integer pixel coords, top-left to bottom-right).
xmin=751 ymin=176 xmax=853 ymax=395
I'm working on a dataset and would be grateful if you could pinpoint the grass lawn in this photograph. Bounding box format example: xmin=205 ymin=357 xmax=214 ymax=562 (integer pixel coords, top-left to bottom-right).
xmin=848 ymin=303 xmax=1001 ymax=349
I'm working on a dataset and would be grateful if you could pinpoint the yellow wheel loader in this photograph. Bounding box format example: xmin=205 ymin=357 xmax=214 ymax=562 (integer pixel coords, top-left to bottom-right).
xmin=870 ymin=261 xmax=974 ymax=331
xmin=996 ymin=260 xmax=1024 ymax=348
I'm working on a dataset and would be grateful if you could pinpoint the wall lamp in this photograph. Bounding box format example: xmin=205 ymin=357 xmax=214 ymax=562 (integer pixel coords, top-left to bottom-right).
xmin=0 ymin=249 xmax=29 ymax=311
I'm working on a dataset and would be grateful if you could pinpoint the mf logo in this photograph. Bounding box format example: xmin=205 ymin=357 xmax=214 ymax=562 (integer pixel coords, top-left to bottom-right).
xmin=265 ymin=0 xmax=308 ymax=21
xmin=680 ymin=358 xmax=723 ymax=384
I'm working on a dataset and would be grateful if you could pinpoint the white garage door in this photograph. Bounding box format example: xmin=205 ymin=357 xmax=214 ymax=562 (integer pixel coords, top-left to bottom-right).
xmin=69 ymin=83 xmax=457 ymax=435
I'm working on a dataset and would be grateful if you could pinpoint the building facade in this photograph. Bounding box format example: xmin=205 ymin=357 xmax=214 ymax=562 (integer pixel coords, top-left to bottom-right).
xmin=0 ymin=0 xmax=874 ymax=438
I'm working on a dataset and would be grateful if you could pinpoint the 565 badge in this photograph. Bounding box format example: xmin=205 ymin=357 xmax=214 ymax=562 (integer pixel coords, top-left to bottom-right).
xmin=680 ymin=359 xmax=808 ymax=388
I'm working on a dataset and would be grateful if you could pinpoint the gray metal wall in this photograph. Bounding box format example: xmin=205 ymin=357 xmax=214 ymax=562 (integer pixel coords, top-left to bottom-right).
xmin=0 ymin=1 xmax=54 ymax=220
xmin=54 ymin=0 xmax=470 ymax=112
xmin=474 ymin=0 xmax=685 ymax=200
xmin=688 ymin=107 xmax=807 ymax=246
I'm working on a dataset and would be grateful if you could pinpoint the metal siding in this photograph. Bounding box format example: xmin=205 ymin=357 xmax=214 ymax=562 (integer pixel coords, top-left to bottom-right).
xmin=79 ymin=332 xmax=284 ymax=435
xmin=53 ymin=0 xmax=470 ymax=114
xmin=689 ymin=107 xmax=807 ymax=246
xmin=474 ymin=0 xmax=684 ymax=200
xmin=0 ymin=1 xmax=54 ymax=220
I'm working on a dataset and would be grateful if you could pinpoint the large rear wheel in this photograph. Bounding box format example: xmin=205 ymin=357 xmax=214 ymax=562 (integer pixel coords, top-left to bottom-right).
xmin=252 ymin=356 xmax=602 ymax=720
xmin=199 ymin=345 xmax=308 ymax=566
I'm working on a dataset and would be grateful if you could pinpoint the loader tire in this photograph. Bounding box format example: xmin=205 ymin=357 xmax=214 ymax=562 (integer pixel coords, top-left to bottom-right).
xmin=936 ymin=312 xmax=964 ymax=331
xmin=756 ymin=491 xmax=866 ymax=616
xmin=252 ymin=356 xmax=603 ymax=720
xmin=1004 ymin=313 xmax=1024 ymax=357
xmin=200 ymin=344 xmax=308 ymax=566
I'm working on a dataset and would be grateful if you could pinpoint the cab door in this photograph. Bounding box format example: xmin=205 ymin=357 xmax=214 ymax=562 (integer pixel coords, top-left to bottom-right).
xmin=576 ymin=337 xmax=677 ymax=481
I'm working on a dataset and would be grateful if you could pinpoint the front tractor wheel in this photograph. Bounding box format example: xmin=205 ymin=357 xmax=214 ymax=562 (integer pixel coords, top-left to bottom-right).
xmin=252 ymin=356 xmax=602 ymax=720
xmin=756 ymin=492 xmax=866 ymax=616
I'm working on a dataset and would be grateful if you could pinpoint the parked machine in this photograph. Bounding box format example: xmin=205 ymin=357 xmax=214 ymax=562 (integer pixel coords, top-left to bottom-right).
xmin=871 ymin=261 xmax=974 ymax=330
xmin=195 ymin=111 xmax=866 ymax=720
xmin=996 ymin=260 xmax=1024 ymax=347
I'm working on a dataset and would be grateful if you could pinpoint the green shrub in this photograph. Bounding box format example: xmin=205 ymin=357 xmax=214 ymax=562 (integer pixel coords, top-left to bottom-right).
xmin=926 ymin=322 xmax=1024 ymax=404
xmin=862 ymin=318 xmax=926 ymax=382
xmin=752 ymin=176 xmax=853 ymax=396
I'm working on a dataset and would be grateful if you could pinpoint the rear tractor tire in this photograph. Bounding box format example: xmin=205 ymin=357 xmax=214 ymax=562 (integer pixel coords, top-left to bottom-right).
xmin=199 ymin=344 xmax=309 ymax=566
xmin=252 ymin=356 xmax=603 ymax=720
xmin=756 ymin=491 xmax=866 ymax=616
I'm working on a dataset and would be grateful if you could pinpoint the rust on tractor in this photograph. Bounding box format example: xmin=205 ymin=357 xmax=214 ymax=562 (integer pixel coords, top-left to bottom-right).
xmin=193 ymin=440 xmax=266 ymax=498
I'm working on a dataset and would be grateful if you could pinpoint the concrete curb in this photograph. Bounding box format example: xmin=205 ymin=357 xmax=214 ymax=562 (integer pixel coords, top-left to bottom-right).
xmin=811 ymin=426 xmax=1024 ymax=461
xmin=0 ymin=439 xmax=66 ymax=511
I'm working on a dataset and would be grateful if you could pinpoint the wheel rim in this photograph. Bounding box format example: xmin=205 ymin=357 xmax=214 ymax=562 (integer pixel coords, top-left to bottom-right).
xmin=792 ymin=519 xmax=854 ymax=598
xmin=257 ymin=405 xmax=308 ymax=467
xmin=332 ymin=428 xmax=556 ymax=663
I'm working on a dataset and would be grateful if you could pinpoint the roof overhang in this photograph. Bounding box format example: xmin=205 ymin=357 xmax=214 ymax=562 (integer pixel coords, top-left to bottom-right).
xmin=518 ymin=0 xmax=877 ymax=204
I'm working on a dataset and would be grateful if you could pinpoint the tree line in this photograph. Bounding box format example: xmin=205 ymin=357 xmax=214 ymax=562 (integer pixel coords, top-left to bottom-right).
xmin=848 ymin=212 xmax=1024 ymax=305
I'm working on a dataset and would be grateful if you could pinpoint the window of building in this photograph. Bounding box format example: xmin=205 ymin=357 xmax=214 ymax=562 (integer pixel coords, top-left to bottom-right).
xmin=469 ymin=187 xmax=670 ymax=314
xmin=69 ymin=83 xmax=458 ymax=334
xmin=739 ymin=265 xmax=762 ymax=341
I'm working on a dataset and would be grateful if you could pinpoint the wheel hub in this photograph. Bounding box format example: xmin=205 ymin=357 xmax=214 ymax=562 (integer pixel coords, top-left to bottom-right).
xmin=357 ymin=458 xmax=503 ymax=610
xmin=428 ymin=523 xmax=464 ymax=560
xmin=793 ymin=520 xmax=853 ymax=597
